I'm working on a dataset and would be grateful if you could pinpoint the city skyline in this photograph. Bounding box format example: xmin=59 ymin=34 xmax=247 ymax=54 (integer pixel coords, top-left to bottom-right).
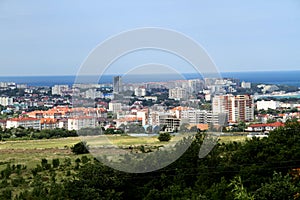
xmin=1 ymin=1 xmax=300 ymax=76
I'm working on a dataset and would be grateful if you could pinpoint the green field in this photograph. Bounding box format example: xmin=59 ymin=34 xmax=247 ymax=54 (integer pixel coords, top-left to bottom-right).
xmin=0 ymin=137 xmax=82 ymax=171
xmin=219 ymin=135 xmax=247 ymax=143
xmin=0 ymin=134 xmax=246 ymax=171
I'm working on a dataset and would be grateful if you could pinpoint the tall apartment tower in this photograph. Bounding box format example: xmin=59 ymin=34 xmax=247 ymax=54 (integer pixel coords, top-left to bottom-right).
xmin=212 ymin=94 xmax=254 ymax=123
xmin=113 ymin=76 xmax=122 ymax=94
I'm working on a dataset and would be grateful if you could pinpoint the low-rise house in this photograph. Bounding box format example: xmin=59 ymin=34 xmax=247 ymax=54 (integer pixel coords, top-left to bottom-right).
xmin=246 ymin=122 xmax=284 ymax=132
xmin=115 ymin=117 xmax=143 ymax=128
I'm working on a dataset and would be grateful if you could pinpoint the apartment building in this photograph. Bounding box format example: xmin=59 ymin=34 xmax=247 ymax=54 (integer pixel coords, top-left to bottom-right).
xmin=67 ymin=116 xmax=96 ymax=131
xmin=212 ymin=94 xmax=254 ymax=122
xmin=6 ymin=117 xmax=41 ymax=129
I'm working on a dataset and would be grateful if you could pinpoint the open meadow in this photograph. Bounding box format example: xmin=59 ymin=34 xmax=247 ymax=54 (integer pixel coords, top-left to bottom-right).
xmin=0 ymin=134 xmax=247 ymax=171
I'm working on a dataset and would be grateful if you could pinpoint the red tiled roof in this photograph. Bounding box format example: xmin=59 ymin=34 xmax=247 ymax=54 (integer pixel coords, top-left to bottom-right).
xmin=249 ymin=122 xmax=284 ymax=128
xmin=40 ymin=118 xmax=58 ymax=124
xmin=197 ymin=124 xmax=209 ymax=131
xmin=8 ymin=117 xmax=39 ymax=122
xmin=171 ymin=106 xmax=190 ymax=111
xmin=68 ymin=116 xmax=95 ymax=120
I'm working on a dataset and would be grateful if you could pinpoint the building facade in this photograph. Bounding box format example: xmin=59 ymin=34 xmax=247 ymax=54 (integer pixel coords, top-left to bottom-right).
xmin=113 ymin=76 xmax=122 ymax=94
xmin=51 ymin=85 xmax=69 ymax=96
xmin=257 ymin=100 xmax=279 ymax=110
xmin=0 ymin=97 xmax=14 ymax=106
xmin=212 ymin=94 xmax=254 ymax=122
xmin=6 ymin=117 xmax=41 ymax=129
xmin=67 ymin=116 xmax=96 ymax=131
xmin=181 ymin=109 xmax=226 ymax=125
xmin=169 ymin=87 xmax=187 ymax=100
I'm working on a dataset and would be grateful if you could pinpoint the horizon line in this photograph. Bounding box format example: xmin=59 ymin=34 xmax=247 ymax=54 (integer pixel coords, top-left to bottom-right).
xmin=0 ymin=69 xmax=300 ymax=77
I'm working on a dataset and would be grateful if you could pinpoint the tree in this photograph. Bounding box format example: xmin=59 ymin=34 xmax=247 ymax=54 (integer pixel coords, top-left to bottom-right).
xmin=237 ymin=121 xmax=246 ymax=132
xmin=229 ymin=176 xmax=254 ymax=200
xmin=71 ymin=141 xmax=89 ymax=154
xmin=104 ymin=128 xmax=115 ymax=134
xmin=255 ymin=172 xmax=297 ymax=200
xmin=158 ymin=132 xmax=171 ymax=142
xmin=52 ymin=159 xmax=60 ymax=168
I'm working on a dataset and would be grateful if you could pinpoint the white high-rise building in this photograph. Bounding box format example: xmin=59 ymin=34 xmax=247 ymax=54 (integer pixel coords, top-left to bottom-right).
xmin=188 ymin=79 xmax=204 ymax=93
xmin=0 ymin=97 xmax=13 ymax=106
xmin=113 ymin=76 xmax=122 ymax=94
xmin=52 ymin=85 xmax=69 ymax=96
xmin=169 ymin=87 xmax=187 ymax=100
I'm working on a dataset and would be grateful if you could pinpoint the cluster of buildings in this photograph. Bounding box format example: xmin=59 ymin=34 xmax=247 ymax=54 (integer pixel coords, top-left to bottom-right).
xmin=0 ymin=76 xmax=299 ymax=133
xmin=1 ymin=106 xmax=107 ymax=131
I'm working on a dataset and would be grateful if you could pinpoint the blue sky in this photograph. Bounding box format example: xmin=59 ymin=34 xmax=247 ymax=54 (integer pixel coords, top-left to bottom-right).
xmin=0 ymin=0 xmax=300 ymax=76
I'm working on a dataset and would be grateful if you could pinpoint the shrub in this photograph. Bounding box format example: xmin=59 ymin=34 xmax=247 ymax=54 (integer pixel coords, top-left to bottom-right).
xmin=52 ymin=159 xmax=60 ymax=168
xmin=81 ymin=155 xmax=90 ymax=164
xmin=158 ymin=132 xmax=171 ymax=142
xmin=71 ymin=141 xmax=89 ymax=155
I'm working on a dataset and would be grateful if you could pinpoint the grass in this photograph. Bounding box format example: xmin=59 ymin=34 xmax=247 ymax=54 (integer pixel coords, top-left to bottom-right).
xmin=0 ymin=137 xmax=82 ymax=171
xmin=0 ymin=137 xmax=81 ymax=150
xmin=0 ymin=134 xmax=246 ymax=171
xmin=219 ymin=135 xmax=247 ymax=143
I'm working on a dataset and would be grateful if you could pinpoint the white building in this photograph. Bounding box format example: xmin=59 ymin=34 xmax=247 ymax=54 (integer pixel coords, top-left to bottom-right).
xmin=6 ymin=117 xmax=41 ymax=129
xmin=169 ymin=87 xmax=187 ymax=100
xmin=52 ymin=85 xmax=69 ymax=96
xmin=188 ymin=79 xmax=203 ymax=93
xmin=144 ymin=96 xmax=157 ymax=101
xmin=72 ymin=83 xmax=101 ymax=89
xmin=0 ymin=97 xmax=14 ymax=106
xmin=136 ymin=110 xmax=148 ymax=126
xmin=181 ymin=109 xmax=225 ymax=125
xmin=0 ymin=82 xmax=16 ymax=89
xmin=257 ymin=100 xmax=279 ymax=110
xmin=84 ymin=89 xmax=103 ymax=99
xmin=67 ymin=116 xmax=96 ymax=130
xmin=134 ymin=87 xmax=146 ymax=97
xmin=16 ymin=84 xmax=28 ymax=89
xmin=241 ymin=81 xmax=251 ymax=89
xmin=108 ymin=102 xmax=122 ymax=113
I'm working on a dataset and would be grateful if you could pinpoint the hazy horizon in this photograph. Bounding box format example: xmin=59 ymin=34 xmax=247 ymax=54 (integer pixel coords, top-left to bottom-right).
xmin=0 ymin=69 xmax=300 ymax=77
xmin=1 ymin=1 xmax=300 ymax=76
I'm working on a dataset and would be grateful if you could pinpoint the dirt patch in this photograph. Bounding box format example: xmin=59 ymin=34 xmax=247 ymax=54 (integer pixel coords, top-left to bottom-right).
xmin=0 ymin=148 xmax=72 ymax=154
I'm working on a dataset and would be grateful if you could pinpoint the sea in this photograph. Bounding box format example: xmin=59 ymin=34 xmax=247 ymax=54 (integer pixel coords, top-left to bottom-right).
xmin=0 ymin=70 xmax=299 ymax=87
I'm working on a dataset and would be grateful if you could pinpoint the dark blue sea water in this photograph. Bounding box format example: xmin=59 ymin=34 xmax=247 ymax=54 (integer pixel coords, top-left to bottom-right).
xmin=0 ymin=71 xmax=299 ymax=87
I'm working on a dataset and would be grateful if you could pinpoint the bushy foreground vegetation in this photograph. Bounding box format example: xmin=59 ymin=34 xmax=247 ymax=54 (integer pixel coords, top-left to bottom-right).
xmin=0 ymin=121 xmax=300 ymax=199
xmin=0 ymin=127 xmax=77 ymax=140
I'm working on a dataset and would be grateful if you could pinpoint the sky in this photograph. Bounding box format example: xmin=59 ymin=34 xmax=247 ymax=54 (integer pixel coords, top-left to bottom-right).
xmin=0 ymin=0 xmax=300 ymax=76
